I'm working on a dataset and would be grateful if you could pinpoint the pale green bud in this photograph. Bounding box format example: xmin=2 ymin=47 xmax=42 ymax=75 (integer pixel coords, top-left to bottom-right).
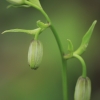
xmin=28 ymin=40 xmax=43 ymax=69
xmin=74 ymin=76 xmax=91 ymax=100
xmin=7 ymin=0 xmax=25 ymax=5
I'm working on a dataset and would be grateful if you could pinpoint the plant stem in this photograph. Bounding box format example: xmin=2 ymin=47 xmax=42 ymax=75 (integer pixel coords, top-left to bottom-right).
xmin=25 ymin=1 xmax=68 ymax=99
xmin=62 ymin=60 xmax=68 ymax=100
xmin=73 ymin=54 xmax=87 ymax=78
xmin=50 ymin=25 xmax=68 ymax=100
xmin=40 ymin=9 xmax=68 ymax=100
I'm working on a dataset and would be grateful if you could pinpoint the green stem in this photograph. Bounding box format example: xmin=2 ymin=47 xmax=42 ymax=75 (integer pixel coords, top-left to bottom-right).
xmin=73 ymin=54 xmax=87 ymax=78
xmin=25 ymin=1 xmax=68 ymax=100
xmin=62 ymin=60 xmax=68 ymax=100
xmin=40 ymin=10 xmax=68 ymax=100
xmin=34 ymin=28 xmax=41 ymax=40
xmin=50 ymin=24 xmax=68 ymax=100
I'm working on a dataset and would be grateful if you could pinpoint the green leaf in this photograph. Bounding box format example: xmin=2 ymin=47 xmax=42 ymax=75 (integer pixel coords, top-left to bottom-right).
xmin=82 ymin=20 xmax=97 ymax=45
xmin=29 ymin=0 xmax=42 ymax=8
xmin=63 ymin=39 xmax=74 ymax=59
xmin=2 ymin=28 xmax=41 ymax=35
xmin=67 ymin=39 xmax=74 ymax=57
xmin=74 ymin=20 xmax=97 ymax=55
xmin=67 ymin=39 xmax=74 ymax=55
xmin=37 ymin=20 xmax=49 ymax=29
xmin=7 ymin=4 xmax=30 ymax=8
xmin=24 ymin=0 xmax=42 ymax=10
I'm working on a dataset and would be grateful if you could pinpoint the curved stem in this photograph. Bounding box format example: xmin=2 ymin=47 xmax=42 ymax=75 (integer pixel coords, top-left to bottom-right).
xmin=73 ymin=54 xmax=87 ymax=78
xmin=34 ymin=28 xmax=41 ymax=40
xmin=40 ymin=9 xmax=68 ymax=100
xmin=25 ymin=2 xmax=68 ymax=100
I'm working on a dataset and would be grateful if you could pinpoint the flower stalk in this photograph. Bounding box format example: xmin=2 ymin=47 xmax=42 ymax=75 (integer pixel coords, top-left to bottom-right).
xmin=2 ymin=1 xmax=97 ymax=100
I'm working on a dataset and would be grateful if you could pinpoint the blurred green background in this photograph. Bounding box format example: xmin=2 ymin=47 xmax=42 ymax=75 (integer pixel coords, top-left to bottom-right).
xmin=0 ymin=0 xmax=100 ymax=100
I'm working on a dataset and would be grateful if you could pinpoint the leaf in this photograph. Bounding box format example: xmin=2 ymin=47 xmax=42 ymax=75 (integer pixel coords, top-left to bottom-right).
xmin=2 ymin=28 xmax=41 ymax=35
xmin=37 ymin=20 xmax=49 ymax=29
xmin=29 ymin=0 xmax=42 ymax=8
xmin=64 ymin=39 xmax=74 ymax=59
xmin=82 ymin=20 xmax=97 ymax=45
xmin=74 ymin=20 xmax=97 ymax=55
xmin=67 ymin=39 xmax=74 ymax=57
xmin=7 ymin=4 xmax=30 ymax=8
xmin=7 ymin=5 xmax=13 ymax=8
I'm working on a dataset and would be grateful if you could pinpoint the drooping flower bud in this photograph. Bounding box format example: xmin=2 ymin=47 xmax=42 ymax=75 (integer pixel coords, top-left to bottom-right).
xmin=74 ymin=76 xmax=91 ymax=100
xmin=7 ymin=0 xmax=25 ymax=5
xmin=28 ymin=40 xmax=43 ymax=69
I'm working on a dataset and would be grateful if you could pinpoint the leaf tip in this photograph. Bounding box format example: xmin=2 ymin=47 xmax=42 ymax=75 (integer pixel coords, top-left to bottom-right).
xmin=67 ymin=39 xmax=71 ymax=42
xmin=93 ymin=20 xmax=97 ymax=25
xmin=1 ymin=31 xmax=5 ymax=34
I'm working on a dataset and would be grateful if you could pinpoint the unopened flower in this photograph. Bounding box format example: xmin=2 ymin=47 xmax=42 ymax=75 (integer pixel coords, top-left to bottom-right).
xmin=7 ymin=0 xmax=25 ymax=5
xmin=74 ymin=76 xmax=91 ymax=100
xmin=28 ymin=40 xmax=43 ymax=69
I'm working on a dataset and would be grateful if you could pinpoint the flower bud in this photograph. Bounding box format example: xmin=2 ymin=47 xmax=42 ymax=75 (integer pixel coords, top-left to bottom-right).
xmin=74 ymin=76 xmax=91 ymax=100
xmin=7 ymin=0 xmax=25 ymax=5
xmin=28 ymin=40 xmax=43 ymax=69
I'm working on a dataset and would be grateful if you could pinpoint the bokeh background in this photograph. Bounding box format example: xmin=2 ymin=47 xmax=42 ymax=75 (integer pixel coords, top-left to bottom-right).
xmin=0 ymin=0 xmax=100 ymax=100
